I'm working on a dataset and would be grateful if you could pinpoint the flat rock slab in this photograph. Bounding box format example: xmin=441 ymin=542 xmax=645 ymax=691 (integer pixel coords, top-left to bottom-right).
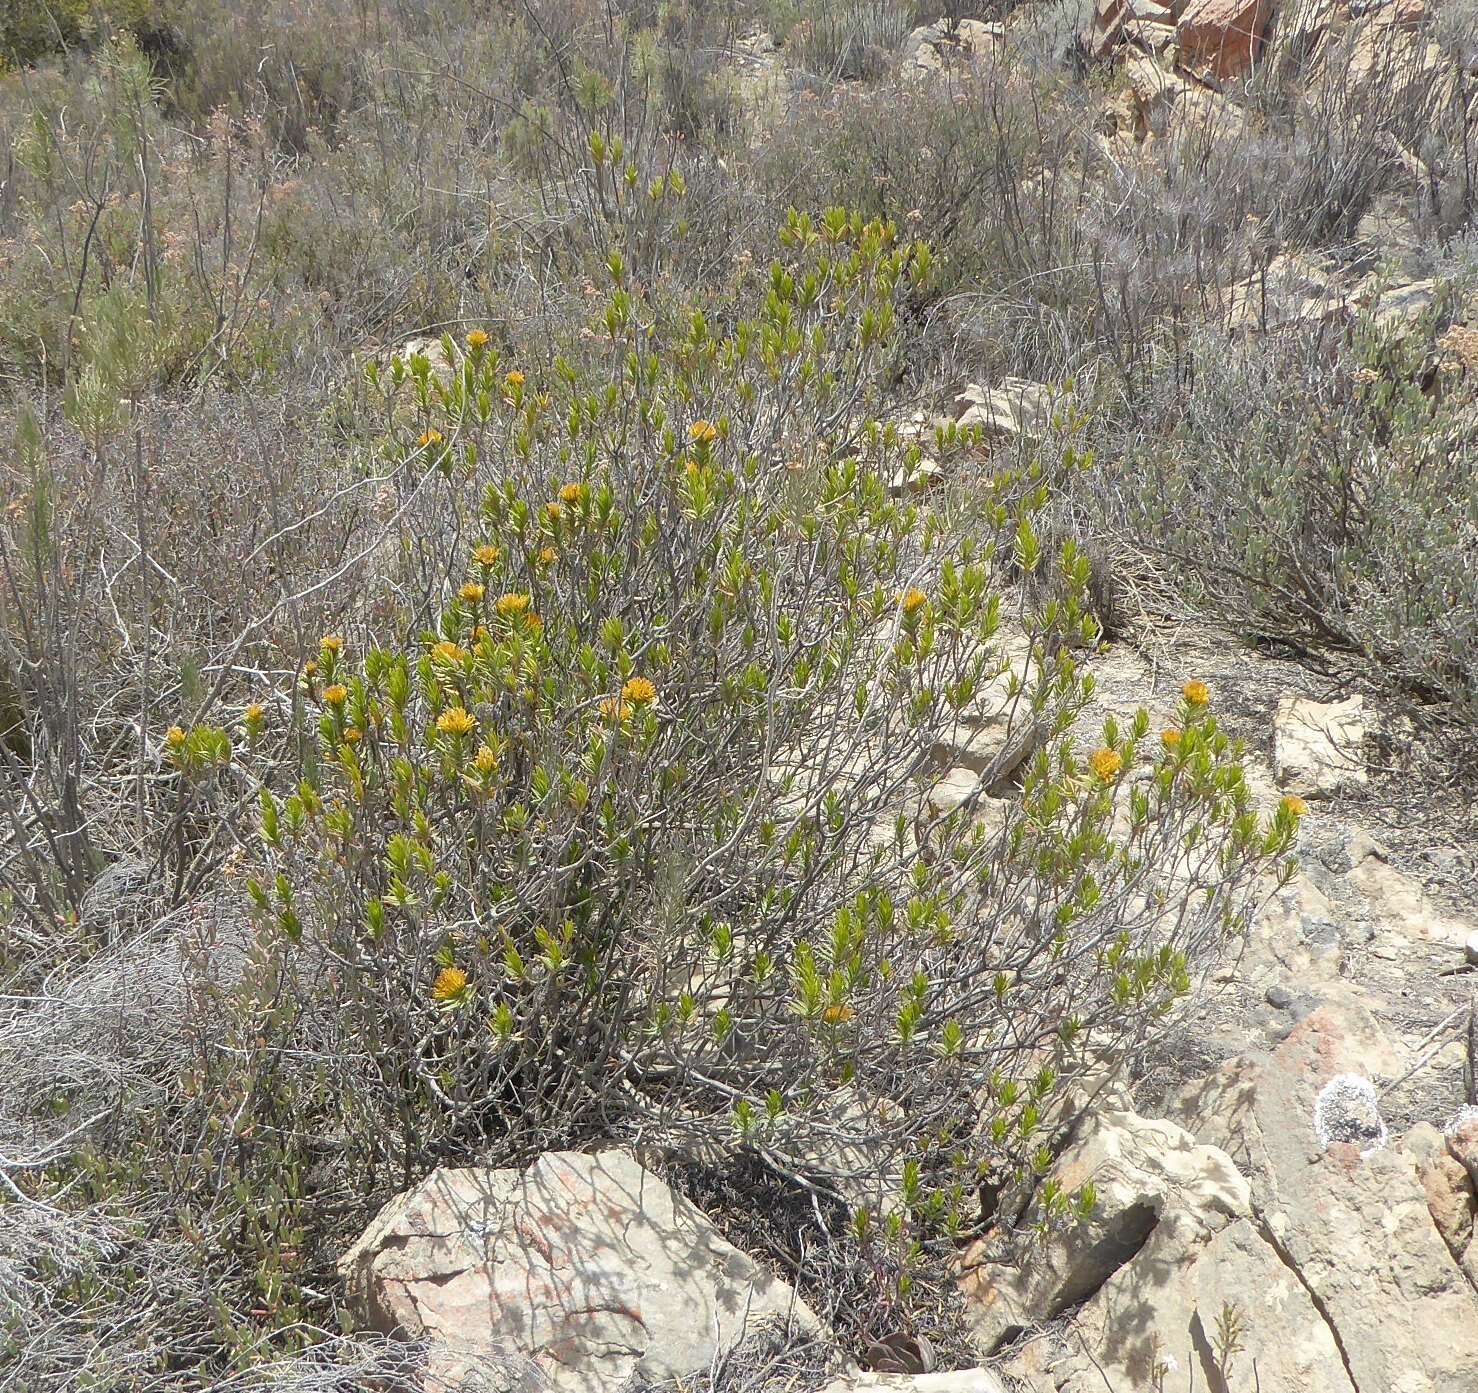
xmin=339 ymin=1149 xmax=819 ymax=1393
xmin=1173 ymin=1004 xmax=1478 ymax=1393
xmin=1273 ymin=694 xmax=1367 ymax=798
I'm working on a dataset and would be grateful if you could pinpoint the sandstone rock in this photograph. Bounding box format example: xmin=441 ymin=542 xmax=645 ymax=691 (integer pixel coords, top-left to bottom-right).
xmin=1126 ymin=17 xmax=1179 ymax=52
xmin=1449 ymin=1107 xmax=1478 ymax=1188
xmin=1409 ymin=1122 xmax=1477 ymax=1258
xmin=1086 ymin=0 xmax=1174 ymax=60
xmin=1121 ymin=50 xmax=1196 ymax=131
xmin=969 ymin=1108 xmax=1354 ymax=1393
xmin=960 ymin=1108 xmax=1250 ymax=1352
xmin=1371 ymin=277 xmax=1438 ymax=328
xmin=1085 ymin=0 xmax=1131 ymax=60
xmin=906 ymin=20 xmax=1003 ymax=73
xmin=1264 ymin=0 xmax=1342 ymax=74
xmin=339 ymin=1150 xmax=820 ymax=1393
xmin=1174 ymin=1003 xmax=1478 ymax=1393
xmin=1225 ymin=252 xmax=1347 ymax=333
xmin=1176 ymin=0 xmax=1272 ymax=80
xmin=1273 ymin=693 xmax=1367 ymax=798
xmin=1346 ymin=838 xmax=1474 ymax=950
xmin=953 ymin=379 xmax=1057 ymax=443
xmin=889 ymin=455 xmax=945 ymax=495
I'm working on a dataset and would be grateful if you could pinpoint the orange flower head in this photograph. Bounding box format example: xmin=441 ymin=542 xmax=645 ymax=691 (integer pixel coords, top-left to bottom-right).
xmin=1183 ymin=680 xmax=1211 ymax=707
xmin=496 ymin=592 xmax=532 ymax=619
xmin=621 ymin=676 xmax=657 ymax=705
xmin=431 ymin=641 xmax=467 ymax=665
xmin=901 ymin=587 xmax=928 ymax=616
xmin=689 ymin=419 xmax=718 ymax=444
xmin=432 ymin=966 xmax=469 ymax=1002
xmin=472 ymin=544 xmax=501 ymax=568
xmin=323 ymin=684 xmax=349 ymax=707
xmin=474 ymin=745 xmax=498 ymax=774
xmin=821 ymin=1004 xmax=855 ymax=1025
xmin=1160 ymin=728 xmax=1182 ymax=750
xmin=600 ymin=697 xmax=632 ymax=723
xmin=558 ymin=482 xmax=585 ymax=505
xmin=465 ymin=329 xmax=489 ymax=350
xmin=505 ymin=369 xmax=525 ymax=388
xmin=1089 ymin=747 xmax=1123 ymax=781
xmin=418 ymin=428 xmax=444 ymax=449
xmin=320 ymin=634 xmax=343 ymax=655
xmin=1279 ymin=794 xmax=1309 ymax=818
xmin=459 ymin=581 xmax=485 ymax=604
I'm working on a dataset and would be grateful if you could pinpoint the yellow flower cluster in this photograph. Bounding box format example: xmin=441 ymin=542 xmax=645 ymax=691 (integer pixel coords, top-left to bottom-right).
xmin=1089 ymin=747 xmax=1122 ymax=781
xmin=432 ymin=966 xmax=469 ymax=1002
xmin=418 ymin=428 xmax=444 ymax=449
xmin=689 ymin=419 xmax=718 ymax=444
xmin=437 ymin=707 xmax=477 ymax=737
xmin=1183 ymin=680 xmax=1211 ymax=706
xmin=901 ymin=587 xmax=928 ymax=616
xmin=496 ymin=592 xmax=532 ymax=619
xmin=465 ymin=329 xmax=489 ymax=350
xmin=621 ymin=676 xmax=657 ymax=705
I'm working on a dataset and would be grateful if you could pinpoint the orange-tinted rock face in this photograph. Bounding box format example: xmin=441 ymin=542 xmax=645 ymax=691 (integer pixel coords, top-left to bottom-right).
xmin=1176 ymin=0 xmax=1273 ymax=80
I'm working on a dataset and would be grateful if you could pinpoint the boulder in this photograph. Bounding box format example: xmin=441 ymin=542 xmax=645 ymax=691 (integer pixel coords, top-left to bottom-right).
xmin=1273 ymin=693 xmax=1367 ymax=798
xmin=1085 ymin=0 xmax=1174 ymax=60
xmin=1225 ymin=252 xmax=1347 ymax=333
xmin=969 ymin=1108 xmax=1355 ymax=1392
xmin=1173 ymin=1003 xmax=1478 ymax=1393
xmin=960 ymin=1107 xmax=1251 ymax=1352
xmin=1408 ymin=1122 xmax=1476 ymax=1259
xmin=906 ymin=20 xmax=1003 ymax=73
xmin=339 ymin=1150 xmax=820 ymax=1393
xmin=952 ymin=379 xmax=1057 ymax=443
xmin=1176 ymin=0 xmax=1272 ymax=79
xmin=1264 ymin=0 xmax=1343 ymax=74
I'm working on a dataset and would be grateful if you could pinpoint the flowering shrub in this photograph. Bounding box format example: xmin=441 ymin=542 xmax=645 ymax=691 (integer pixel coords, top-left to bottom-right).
xmin=240 ymin=207 xmax=1294 ymax=1322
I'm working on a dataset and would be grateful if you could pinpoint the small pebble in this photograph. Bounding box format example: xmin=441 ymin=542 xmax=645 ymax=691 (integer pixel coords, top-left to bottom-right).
xmin=1266 ymin=985 xmax=1295 ymax=1010
xmin=1464 ymin=931 xmax=1478 ymax=968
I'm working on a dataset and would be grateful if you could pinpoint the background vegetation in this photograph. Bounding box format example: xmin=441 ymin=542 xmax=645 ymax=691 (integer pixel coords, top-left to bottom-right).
xmin=1 ymin=0 xmax=1474 ymax=1388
